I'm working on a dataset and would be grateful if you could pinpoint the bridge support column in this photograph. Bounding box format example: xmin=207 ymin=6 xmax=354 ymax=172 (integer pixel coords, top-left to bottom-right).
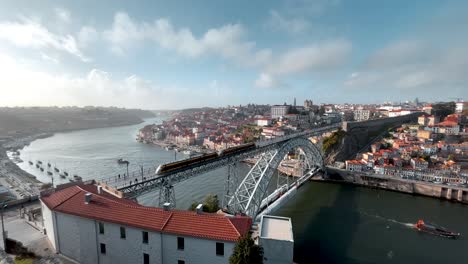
xmin=223 ymin=162 xmax=239 ymax=211
xmin=159 ymin=184 xmax=176 ymax=209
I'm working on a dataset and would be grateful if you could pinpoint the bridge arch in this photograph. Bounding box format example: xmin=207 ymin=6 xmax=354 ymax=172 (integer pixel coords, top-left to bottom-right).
xmin=226 ymin=137 xmax=323 ymax=218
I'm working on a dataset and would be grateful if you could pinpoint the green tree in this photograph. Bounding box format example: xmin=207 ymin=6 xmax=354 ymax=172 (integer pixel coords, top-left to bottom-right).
xmin=229 ymin=235 xmax=264 ymax=264
xmin=188 ymin=194 xmax=220 ymax=213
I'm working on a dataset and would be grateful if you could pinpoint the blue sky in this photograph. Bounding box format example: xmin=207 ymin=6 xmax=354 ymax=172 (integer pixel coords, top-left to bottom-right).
xmin=0 ymin=0 xmax=466 ymax=109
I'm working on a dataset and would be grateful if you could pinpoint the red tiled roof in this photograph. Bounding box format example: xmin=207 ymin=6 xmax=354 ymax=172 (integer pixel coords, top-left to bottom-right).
xmin=41 ymin=184 xmax=251 ymax=242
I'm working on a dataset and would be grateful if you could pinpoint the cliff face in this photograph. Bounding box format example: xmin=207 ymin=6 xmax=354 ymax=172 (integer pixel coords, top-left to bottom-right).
xmin=324 ymin=132 xmax=368 ymax=164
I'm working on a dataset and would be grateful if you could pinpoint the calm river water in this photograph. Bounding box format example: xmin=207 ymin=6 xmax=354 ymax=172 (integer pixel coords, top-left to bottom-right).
xmin=18 ymin=118 xmax=468 ymax=263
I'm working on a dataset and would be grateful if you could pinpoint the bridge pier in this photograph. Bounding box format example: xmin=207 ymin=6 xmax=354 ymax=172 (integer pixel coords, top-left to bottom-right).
xmin=159 ymin=183 xmax=176 ymax=209
xmin=223 ymin=162 xmax=239 ymax=211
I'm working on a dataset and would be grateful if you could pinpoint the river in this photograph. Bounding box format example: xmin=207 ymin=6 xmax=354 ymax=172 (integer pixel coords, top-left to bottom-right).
xmin=17 ymin=118 xmax=468 ymax=263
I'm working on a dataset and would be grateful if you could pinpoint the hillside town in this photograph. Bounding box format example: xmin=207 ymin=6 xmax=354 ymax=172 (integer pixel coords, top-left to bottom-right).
xmin=137 ymin=99 xmax=460 ymax=154
xmin=345 ymin=110 xmax=468 ymax=185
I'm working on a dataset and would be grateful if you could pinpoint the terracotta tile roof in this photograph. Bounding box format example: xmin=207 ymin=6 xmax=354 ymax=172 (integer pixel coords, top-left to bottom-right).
xmin=41 ymin=184 xmax=251 ymax=242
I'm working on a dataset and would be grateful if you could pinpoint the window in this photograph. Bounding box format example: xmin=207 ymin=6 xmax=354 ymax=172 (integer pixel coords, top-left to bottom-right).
xmin=100 ymin=243 xmax=106 ymax=254
xmin=142 ymin=231 xmax=149 ymax=244
xmin=120 ymin=227 xmax=126 ymax=239
xmin=178 ymin=260 xmax=185 ymax=264
xmin=98 ymin=222 xmax=104 ymax=234
xmin=177 ymin=237 xmax=184 ymax=250
xmin=143 ymin=253 xmax=149 ymax=264
xmin=216 ymin=242 xmax=224 ymax=256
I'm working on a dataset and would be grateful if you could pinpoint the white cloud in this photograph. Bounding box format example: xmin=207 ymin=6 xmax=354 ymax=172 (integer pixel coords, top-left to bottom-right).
xmin=267 ymin=10 xmax=311 ymax=34
xmin=0 ymin=18 xmax=89 ymax=62
xmin=344 ymin=42 xmax=468 ymax=98
xmin=78 ymin=26 xmax=98 ymax=48
xmin=54 ymin=8 xmax=71 ymax=24
xmin=265 ymin=39 xmax=351 ymax=75
xmin=255 ymin=73 xmax=285 ymax=89
xmin=0 ymin=52 xmax=234 ymax=109
xmin=104 ymin=12 xmax=270 ymax=66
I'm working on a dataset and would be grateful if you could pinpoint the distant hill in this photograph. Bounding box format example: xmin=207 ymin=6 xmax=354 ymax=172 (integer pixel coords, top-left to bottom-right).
xmin=0 ymin=106 xmax=155 ymax=138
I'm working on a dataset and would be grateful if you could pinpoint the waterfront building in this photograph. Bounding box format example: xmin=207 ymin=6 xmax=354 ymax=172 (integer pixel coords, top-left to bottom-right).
xmin=40 ymin=183 xmax=252 ymax=264
xmin=345 ymin=160 xmax=367 ymax=172
xmin=410 ymin=158 xmax=429 ymax=170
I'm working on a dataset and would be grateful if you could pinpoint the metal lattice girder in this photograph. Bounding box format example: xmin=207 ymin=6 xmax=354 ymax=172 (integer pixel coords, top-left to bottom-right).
xmin=227 ymin=137 xmax=324 ymax=218
xmin=118 ymin=124 xmax=336 ymax=199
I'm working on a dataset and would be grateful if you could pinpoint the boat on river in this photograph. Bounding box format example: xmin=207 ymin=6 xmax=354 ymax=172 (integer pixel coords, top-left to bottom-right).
xmin=117 ymin=158 xmax=129 ymax=165
xmin=414 ymin=220 xmax=460 ymax=238
xmin=60 ymin=174 xmax=66 ymax=179
xmin=47 ymin=171 xmax=53 ymax=176
xmin=54 ymin=167 xmax=60 ymax=172
xmin=28 ymin=161 xmax=33 ymax=165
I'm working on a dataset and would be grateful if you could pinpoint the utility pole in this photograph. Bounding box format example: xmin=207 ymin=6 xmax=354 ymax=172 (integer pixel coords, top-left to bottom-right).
xmin=1 ymin=203 xmax=7 ymax=250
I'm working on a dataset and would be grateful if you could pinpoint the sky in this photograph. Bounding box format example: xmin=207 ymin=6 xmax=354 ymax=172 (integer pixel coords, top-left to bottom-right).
xmin=0 ymin=0 xmax=467 ymax=109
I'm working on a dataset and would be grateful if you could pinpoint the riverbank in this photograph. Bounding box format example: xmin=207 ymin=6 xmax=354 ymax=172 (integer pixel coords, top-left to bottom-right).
xmin=0 ymin=117 xmax=152 ymax=201
xmin=321 ymin=167 xmax=468 ymax=204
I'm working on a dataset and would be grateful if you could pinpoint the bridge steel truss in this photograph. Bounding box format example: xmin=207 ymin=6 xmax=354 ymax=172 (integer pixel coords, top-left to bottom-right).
xmin=116 ymin=124 xmax=338 ymax=210
xmin=226 ymin=137 xmax=323 ymax=218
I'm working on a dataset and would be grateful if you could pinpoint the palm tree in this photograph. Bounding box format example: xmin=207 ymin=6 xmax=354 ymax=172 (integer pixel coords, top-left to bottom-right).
xmin=229 ymin=235 xmax=263 ymax=264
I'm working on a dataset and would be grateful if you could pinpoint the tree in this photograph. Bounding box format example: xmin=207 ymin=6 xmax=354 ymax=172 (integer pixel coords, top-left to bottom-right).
xmin=229 ymin=235 xmax=264 ymax=264
xmin=188 ymin=194 xmax=220 ymax=213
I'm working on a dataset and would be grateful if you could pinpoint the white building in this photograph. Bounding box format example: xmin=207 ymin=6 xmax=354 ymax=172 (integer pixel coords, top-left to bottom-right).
xmin=256 ymin=118 xmax=272 ymax=127
xmin=271 ymin=105 xmax=291 ymax=119
xmin=257 ymin=215 xmax=294 ymax=264
xmin=40 ymin=183 xmax=252 ymax=264
xmin=353 ymin=109 xmax=371 ymax=121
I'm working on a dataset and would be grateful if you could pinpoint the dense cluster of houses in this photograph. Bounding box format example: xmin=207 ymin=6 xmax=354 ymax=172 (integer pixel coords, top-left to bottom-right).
xmin=346 ymin=113 xmax=468 ymax=184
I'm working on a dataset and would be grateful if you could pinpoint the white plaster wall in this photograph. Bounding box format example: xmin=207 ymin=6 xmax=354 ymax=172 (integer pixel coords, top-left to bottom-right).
xmin=40 ymin=202 xmax=57 ymax=251
xmin=55 ymin=212 xmax=98 ymax=264
xmin=259 ymin=238 xmax=293 ymax=264
xmin=96 ymin=221 xmax=163 ymax=264
xmin=162 ymin=234 xmax=234 ymax=264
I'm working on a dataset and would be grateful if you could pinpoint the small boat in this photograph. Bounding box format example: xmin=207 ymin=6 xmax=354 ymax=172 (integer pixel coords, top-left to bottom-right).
xmin=60 ymin=174 xmax=66 ymax=179
xmin=47 ymin=171 xmax=53 ymax=176
xmin=37 ymin=160 xmax=42 ymax=165
xmin=36 ymin=164 xmax=40 ymax=168
xmin=73 ymin=175 xmax=82 ymax=181
xmin=47 ymin=163 xmax=51 ymax=167
xmin=117 ymin=158 xmax=129 ymax=165
xmin=54 ymin=167 xmax=60 ymax=172
xmin=40 ymin=168 xmax=44 ymax=172
xmin=183 ymin=150 xmax=193 ymax=155
xmin=414 ymin=220 xmax=460 ymax=238
xmin=28 ymin=161 xmax=33 ymax=165
xmin=64 ymin=171 xmax=69 ymax=176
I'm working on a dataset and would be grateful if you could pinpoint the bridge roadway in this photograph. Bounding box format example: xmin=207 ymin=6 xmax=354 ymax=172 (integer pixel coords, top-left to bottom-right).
xmin=98 ymin=123 xmax=341 ymax=198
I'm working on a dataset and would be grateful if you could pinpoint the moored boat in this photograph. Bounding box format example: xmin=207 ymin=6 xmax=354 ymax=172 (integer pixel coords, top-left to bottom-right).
xmin=28 ymin=161 xmax=33 ymax=165
xmin=414 ymin=220 xmax=460 ymax=238
xmin=54 ymin=167 xmax=60 ymax=172
xmin=47 ymin=171 xmax=53 ymax=176
xmin=60 ymin=174 xmax=66 ymax=179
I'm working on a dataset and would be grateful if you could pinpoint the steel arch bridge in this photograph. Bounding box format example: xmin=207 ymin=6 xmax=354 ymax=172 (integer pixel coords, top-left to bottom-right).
xmin=225 ymin=137 xmax=323 ymax=218
xmin=100 ymin=124 xmax=339 ymax=218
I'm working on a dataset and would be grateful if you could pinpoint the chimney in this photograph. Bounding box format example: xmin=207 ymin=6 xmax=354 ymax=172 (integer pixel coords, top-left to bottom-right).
xmin=163 ymin=202 xmax=171 ymax=211
xmin=97 ymin=186 xmax=102 ymax=195
xmin=85 ymin=193 xmax=92 ymax=204
xmin=196 ymin=204 xmax=203 ymax=214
